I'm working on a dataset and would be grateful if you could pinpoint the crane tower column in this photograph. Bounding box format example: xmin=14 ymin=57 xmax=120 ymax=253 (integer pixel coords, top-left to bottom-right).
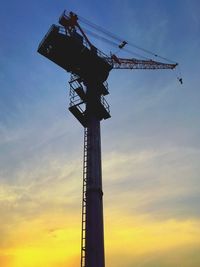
xmin=66 ymin=75 xmax=110 ymax=267
xmin=80 ymin=82 xmax=108 ymax=267
xmin=84 ymin=115 xmax=105 ymax=267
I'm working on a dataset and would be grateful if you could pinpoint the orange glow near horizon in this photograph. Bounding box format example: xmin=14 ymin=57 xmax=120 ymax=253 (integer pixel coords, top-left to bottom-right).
xmin=1 ymin=209 xmax=200 ymax=267
xmin=0 ymin=213 xmax=80 ymax=267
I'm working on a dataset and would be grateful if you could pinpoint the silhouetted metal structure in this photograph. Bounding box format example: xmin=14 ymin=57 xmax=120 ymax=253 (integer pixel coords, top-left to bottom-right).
xmin=38 ymin=10 xmax=177 ymax=267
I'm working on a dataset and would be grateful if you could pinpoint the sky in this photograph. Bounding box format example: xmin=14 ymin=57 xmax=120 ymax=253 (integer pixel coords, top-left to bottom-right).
xmin=0 ymin=0 xmax=200 ymax=266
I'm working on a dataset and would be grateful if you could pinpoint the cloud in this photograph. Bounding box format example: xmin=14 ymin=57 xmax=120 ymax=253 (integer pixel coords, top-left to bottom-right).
xmin=105 ymin=214 xmax=200 ymax=267
xmin=103 ymin=146 xmax=200 ymax=220
xmin=0 ymin=152 xmax=83 ymax=251
xmin=0 ymin=1 xmax=200 ymax=266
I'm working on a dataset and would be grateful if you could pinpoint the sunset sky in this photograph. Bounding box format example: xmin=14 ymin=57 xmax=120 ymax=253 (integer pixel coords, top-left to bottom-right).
xmin=0 ymin=0 xmax=200 ymax=267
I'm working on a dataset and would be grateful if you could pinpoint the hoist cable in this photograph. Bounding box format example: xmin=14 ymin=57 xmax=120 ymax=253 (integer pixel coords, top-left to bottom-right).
xmin=82 ymin=27 xmax=150 ymax=60
xmin=79 ymin=15 xmax=177 ymax=64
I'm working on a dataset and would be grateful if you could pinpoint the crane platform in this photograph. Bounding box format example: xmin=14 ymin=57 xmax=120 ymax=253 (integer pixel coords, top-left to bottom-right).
xmin=68 ymin=75 xmax=110 ymax=127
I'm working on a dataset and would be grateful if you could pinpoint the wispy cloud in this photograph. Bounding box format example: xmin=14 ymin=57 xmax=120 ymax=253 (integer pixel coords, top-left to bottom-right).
xmin=103 ymin=146 xmax=200 ymax=221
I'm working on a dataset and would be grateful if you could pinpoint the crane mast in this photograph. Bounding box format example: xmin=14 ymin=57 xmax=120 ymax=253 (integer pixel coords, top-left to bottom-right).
xmin=37 ymin=10 xmax=178 ymax=267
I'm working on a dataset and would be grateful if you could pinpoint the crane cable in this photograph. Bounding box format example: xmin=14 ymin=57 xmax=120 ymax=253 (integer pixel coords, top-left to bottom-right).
xmin=79 ymin=14 xmax=183 ymax=83
xmin=82 ymin=27 xmax=150 ymax=60
xmin=79 ymin=15 xmax=177 ymax=64
xmin=82 ymin=27 xmax=120 ymax=48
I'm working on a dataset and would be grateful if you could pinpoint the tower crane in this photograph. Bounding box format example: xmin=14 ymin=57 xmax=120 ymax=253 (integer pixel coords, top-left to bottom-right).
xmin=38 ymin=10 xmax=179 ymax=267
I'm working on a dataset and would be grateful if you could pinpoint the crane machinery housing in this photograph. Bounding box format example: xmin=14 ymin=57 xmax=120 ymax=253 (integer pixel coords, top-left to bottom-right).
xmin=38 ymin=10 xmax=178 ymax=267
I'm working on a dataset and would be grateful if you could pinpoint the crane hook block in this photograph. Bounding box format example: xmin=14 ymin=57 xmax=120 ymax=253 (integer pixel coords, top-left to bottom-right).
xmin=178 ymin=77 xmax=183 ymax=84
xmin=119 ymin=41 xmax=127 ymax=49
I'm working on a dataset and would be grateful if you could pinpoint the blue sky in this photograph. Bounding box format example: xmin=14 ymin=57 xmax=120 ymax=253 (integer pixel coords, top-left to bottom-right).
xmin=0 ymin=1 xmax=200 ymax=267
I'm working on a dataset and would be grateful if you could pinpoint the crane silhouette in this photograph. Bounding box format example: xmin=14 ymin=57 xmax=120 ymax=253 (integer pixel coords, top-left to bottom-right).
xmin=38 ymin=10 xmax=179 ymax=267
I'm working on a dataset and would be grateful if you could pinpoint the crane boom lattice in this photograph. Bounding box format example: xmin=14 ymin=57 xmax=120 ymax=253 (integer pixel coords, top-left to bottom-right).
xmin=111 ymin=57 xmax=177 ymax=70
